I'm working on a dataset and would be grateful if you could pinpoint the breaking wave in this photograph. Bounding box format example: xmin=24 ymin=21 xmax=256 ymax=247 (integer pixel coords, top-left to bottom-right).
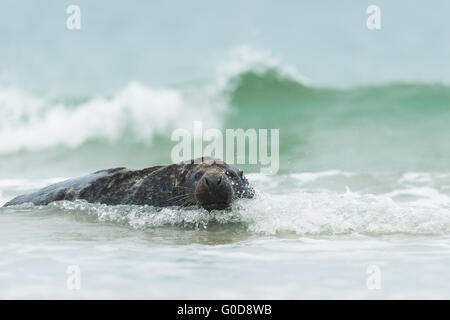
xmin=4 ymin=171 xmax=450 ymax=237
xmin=0 ymin=46 xmax=308 ymax=155
xmin=1 ymin=46 xmax=450 ymax=175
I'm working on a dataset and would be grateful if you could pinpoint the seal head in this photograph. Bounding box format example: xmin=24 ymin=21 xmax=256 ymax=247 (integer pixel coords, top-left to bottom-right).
xmin=2 ymin=157 xmax=254 ymax=210
xmin=180 ymin=157 xmax=254 ymax=211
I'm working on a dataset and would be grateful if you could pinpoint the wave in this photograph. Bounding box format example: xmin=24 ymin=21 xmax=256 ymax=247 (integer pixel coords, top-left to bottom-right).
xmin=1 ymin=46 xmax=450 ymax=177
xmin=3 ymin=171 xmax=450 ymax=236
xmin=0 ymin=82 xmax=225 ymax=154
xmin=0 ymin=46 xmax=307 ymax=155
xmin=5 ymin=187 xmax=450 ymax=236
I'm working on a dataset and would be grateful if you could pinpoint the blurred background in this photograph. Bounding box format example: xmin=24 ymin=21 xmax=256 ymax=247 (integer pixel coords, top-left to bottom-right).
xmin=2 ymin=1 xmax=450 ymax=300
xmin=0 ymin=0 xmax=449 ymax=178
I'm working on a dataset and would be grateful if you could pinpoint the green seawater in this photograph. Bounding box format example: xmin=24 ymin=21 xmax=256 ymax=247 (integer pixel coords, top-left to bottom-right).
xmin=1 ymin=0 xmax=450 ymax=299
xmin=1 ymin=71 xmax=449 ymax=177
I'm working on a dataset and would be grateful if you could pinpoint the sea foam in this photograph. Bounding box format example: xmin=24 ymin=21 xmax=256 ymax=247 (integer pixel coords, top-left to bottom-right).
xmin=33 ymin=183 xmax=450 ymax=237
xmin=0 ymin=47 xmax=303 ymax=155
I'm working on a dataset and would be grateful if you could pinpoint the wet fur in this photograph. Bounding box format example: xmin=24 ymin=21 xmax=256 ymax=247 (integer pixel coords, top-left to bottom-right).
xmin=3 ymin=158 xmax=254 ymax=208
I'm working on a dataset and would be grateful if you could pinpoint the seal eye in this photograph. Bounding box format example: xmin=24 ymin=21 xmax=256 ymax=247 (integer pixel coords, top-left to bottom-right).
xmin=193 ymin=170 xmax=205 ymax=181
xmin=225 ymin=170 xmax=237 ymax=178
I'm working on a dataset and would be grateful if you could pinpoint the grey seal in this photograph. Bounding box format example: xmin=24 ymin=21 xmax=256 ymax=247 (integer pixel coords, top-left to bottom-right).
xmin=3 ymin=157 xmax=254 ymax=211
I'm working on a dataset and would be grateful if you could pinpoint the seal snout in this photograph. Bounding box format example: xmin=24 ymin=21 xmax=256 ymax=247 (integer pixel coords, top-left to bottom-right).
xmin=195 ymin=173 xmax=233 ymax=211
xmin=205 ymin=175 xmax=223 ymax=188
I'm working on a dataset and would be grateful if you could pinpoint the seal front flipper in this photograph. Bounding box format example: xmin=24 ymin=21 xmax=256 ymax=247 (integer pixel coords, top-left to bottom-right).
xmin=2 ymin=168 xmax=130 ymax=207
xmin=3 ymin=184 xmax=74 ymax=207
xmin=3 ymin=158 xmax=255 ymax=210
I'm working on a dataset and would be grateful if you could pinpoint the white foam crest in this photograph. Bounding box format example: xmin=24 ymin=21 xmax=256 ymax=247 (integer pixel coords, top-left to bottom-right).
xmin=385 ymin=187 xmax=450 ymax=208
xmin=398 ymin=172 xmax=450 ymax=185
xmin=50 ymin=200 xmax=242 ymax=229
xmin=0 ymin=47 xmax=311 ymax=154
xmin=236 ymin=190 xmax=450 ymax=236
xmin=35 ymin=188 xmax=450 ymax=237
xmin=0 ymin=82 xmax=225 ymax=154
xmin=291 ymin=170 xmax=355 ymax=184
xmin=216 ymin=45 xmax=311 ymax=92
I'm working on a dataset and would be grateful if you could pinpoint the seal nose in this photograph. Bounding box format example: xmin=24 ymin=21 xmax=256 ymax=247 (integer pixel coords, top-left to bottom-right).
xmin=205 ymin=175 xmax=222 ymax=188
xmin=196 ymin=174 xmax=233 ymax=211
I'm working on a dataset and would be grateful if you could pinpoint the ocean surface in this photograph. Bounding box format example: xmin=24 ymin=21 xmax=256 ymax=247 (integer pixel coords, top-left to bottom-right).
xmin=1 ymin=0 xmax=450 ymax=299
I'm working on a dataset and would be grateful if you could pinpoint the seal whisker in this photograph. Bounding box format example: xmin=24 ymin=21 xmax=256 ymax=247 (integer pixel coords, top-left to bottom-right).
xmin=166 ymin=193 xmax=195 ymax=207
xmin=172 ymin=195 xmax=191 ymax=204
xmin=174 ymin=186 xmax=193 ymax=191
xmin=174 ymin=196 xmax=194 ymax=207
xmin=166 ymin=193 xmax=192 ymax=202
xmin=3 ymin=157 xmax=254 ymax=210
xmin=180 ymin=197 xmax=196 ymax=207
xmin=166 ymin=196 xmax=190 ymax=205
